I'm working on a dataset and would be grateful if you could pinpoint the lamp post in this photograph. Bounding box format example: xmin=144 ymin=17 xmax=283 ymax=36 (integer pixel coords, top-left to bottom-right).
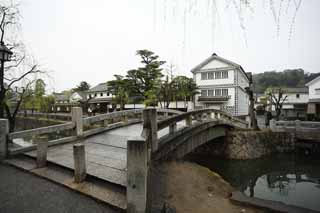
xmin=0 ymin=41 xmax=13 ymax=118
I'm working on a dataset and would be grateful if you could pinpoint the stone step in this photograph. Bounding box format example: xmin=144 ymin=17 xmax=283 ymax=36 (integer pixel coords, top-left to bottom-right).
xmin=4 ymin=155 xmax=126 ymax=211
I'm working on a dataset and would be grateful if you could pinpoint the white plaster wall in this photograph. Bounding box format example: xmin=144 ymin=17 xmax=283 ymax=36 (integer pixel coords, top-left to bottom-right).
xmin=87 ymin=91 xmax=112 ymax=99
xmin=237 ymin=88 xmax=249 ymax=116
xmin=202 ymin=59 xmax=229 ymax=69
xmin=70 ymin=93 xmax=82 ymax=102
xmin=283 ymin=93 xmax=308 ymax=104
xmin=195 ymin=69 xmax=235 ymax=86
xmin=195 ymin=87 xmax=235 ymax=108
xmin=308 ymin=80 xmax=320 ymax=99
xmin=237 ymin=70 xmax=249 ymax=89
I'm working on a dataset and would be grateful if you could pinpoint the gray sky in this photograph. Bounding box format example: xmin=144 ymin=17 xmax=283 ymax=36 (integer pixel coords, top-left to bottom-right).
xmin=20 ymin=0 xmax=319 ymax=92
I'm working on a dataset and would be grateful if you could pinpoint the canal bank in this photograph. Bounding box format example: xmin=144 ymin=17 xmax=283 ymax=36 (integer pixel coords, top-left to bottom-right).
xmin=186 ymin=153 xmax=320 ymax=212
xmin=150 ymin=161 xmax=264 ymax=213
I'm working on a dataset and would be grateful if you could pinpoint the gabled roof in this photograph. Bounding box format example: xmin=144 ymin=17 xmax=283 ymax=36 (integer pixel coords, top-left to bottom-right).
xmin=306 ymin=75 xmax=320 ymax=86
xmin=190 ymin=53 xmax=249 ymax=81
xmin=87 ymin=83 xmax=109 ymax=93
xmin=54 ymin=93 xmax=69 ymax=101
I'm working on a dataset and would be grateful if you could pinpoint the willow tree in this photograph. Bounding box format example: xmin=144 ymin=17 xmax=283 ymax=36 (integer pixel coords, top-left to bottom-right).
xmin=0 ymin=2 xmax=44 ymax=131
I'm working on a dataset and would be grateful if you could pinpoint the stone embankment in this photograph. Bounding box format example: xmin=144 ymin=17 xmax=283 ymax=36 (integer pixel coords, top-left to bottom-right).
xmin=194 ymin=130 xmax=295 ymax=159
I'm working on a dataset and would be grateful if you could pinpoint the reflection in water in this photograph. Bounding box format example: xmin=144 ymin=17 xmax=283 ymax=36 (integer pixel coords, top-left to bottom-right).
xmin=187 ymin=153 xmax=320 ymax=211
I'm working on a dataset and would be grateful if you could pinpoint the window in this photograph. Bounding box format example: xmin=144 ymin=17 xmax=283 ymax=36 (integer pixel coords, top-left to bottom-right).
xmin=215 ymin=89 xmax=221 ymax=96
xmin=94 ymin=93 xmax=97 ymax=97
xmin=201 ymin=90 xmax=207 ymax=96
xmin=222 ymin=89 xmax=228 ymax=96
xmin=296 ymin=94 xmax=300 ymax=99
xmin=201 ymin=72 xmax=208 ymax=80
xmin=208 ymin=72 xmax=214 ymax=80
xmin=107 ymin=92 xmax=110 ymax=96
xmin=215 ymin=71 xmax=221 ymax=79
xmin=316 ymin=88 xmax=320 ymax=95
xmin=222 ymin=71 xmax=228 ymax=79
xmin=89 ymin=94 xmax=92 ymax=99
xmin=208 ymin=90 xmax=214 ymax=96
xmin=100 ymin=93 xmax=103 ymax=97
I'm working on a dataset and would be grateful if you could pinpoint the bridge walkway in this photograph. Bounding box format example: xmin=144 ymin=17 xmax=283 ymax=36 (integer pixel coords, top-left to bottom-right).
xmin=24 ymin=121 xmax=186 ymax=186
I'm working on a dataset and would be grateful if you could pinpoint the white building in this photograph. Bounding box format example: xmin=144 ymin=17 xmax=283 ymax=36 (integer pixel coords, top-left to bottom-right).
xmin=306 ymin=76 xmax=320 ymax=118
xmin=86 ymin=83 xmax=113 ymax=113
xmin=278 ymin=87 xmax=308 ymax=119
xmin=191 ymin=53 xmax=249 ymax=116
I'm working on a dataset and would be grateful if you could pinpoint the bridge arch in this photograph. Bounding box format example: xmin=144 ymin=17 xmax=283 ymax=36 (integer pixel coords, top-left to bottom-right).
xmin=153 ymin=121 xmax=236 ymax=161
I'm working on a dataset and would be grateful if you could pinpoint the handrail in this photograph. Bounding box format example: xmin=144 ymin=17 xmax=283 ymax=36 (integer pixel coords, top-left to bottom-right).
xmin=8 ymin=122 xmax=75 ymax=140
xmin=82 ymin=108 xmax=183 ymax=125
xmin=157 ymin=108 xmax=247 ymax=131
xmin=83 ymin=109 xmax=143 ymax=125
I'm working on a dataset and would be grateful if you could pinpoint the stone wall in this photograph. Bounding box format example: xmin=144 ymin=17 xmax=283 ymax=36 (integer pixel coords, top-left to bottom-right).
xmin=192 ymin=130 xmax=295 ymax=160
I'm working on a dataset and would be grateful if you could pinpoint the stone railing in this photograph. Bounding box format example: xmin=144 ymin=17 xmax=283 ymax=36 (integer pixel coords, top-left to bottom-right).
xmin=270 ymin=119 xmax=320 ymax=133
xmin=0 ymin=107 xmax=183 ymax=158
xmin=126 ymin=108 xmax=248 ymax=212
xmin=17 ymin=111 xmax=72 ymax=121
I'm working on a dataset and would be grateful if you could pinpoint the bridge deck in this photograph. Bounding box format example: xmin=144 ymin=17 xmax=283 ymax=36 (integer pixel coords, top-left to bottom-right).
xmin=25 ymin=124 xmax=142 ymax=186
xmin=25 ymin=122 xmax=186 ymax=187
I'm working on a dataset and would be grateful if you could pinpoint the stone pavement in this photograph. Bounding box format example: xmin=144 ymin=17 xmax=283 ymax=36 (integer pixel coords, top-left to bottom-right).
xmin=0 ymin=163 xmax=121 ymax=213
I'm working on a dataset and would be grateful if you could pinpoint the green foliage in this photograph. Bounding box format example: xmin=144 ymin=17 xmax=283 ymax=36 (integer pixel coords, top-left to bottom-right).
xmin=171 ymin=76 xmax=198 ymax=101
xmin=126 ymin=50 xmax=165 ymax=101
xmin=34 ymin=79 xmax=46 ymax=98
xmin=74 ymin=81 xmax=90 ymax=92
xmin=253 ymin=69 xmax=320 ymax=93
xmin=107 ymin=75 xmax=129 ymax=109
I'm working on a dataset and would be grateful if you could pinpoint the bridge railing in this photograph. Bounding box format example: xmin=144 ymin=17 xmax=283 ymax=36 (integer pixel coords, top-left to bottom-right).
xmin=270 ymin=119 xmax=320 ymax=132
xmin=158 ymin=108 xmax=248 ymax=135
xmin=17 ymin=111 xmax=72 ymax=121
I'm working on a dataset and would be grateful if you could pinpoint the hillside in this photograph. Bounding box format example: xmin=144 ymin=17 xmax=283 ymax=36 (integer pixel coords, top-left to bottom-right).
xmin=252 ymin=69 xmax=320 ymax=93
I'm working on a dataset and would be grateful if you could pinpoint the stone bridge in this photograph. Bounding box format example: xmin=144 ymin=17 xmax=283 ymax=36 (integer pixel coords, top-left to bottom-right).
xmin=0 ymin=107 xmax=248 ymax=213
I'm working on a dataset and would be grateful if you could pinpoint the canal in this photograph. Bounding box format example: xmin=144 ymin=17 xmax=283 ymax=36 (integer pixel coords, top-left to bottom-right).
xmin=187 ymin=153 xmax=320 ymax=211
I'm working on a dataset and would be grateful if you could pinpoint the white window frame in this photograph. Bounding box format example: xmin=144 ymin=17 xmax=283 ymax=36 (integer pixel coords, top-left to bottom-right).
xmin=201 ymin=90 xmax=207 ymax=96
xmin=201 ymin=72 xmax=208 ymax=80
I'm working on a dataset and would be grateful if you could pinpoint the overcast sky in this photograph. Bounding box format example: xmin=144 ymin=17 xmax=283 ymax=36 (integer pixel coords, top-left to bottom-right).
xmin=19 ymin=0 xmax=319 ymax=92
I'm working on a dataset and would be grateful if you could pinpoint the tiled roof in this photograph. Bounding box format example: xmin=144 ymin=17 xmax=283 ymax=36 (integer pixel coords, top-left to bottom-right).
xmin=54 ymin=93 xmax=69 ymax=101
xmin=284 ymin=87 xmax=308 ymax=94
xmin=87 ymin=83 xmax=109 ymax=93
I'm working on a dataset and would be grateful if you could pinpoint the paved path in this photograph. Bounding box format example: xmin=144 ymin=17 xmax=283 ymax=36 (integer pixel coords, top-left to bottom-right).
xmin=0 ymin=164 xmax=120 ymax=213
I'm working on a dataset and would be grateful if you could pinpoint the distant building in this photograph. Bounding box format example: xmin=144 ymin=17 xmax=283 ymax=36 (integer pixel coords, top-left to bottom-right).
xmin=53 ymin=91 xmax=86 ymax=112
xmin=306 ymin=76 xmax=320 ymax=119
xmin=279 ymin=87 xmax=309 ymax=119
xmin=86 ymin=83 xmax=112 ymax=113
xmin=191 ymin=53 xmax=249 ymax=116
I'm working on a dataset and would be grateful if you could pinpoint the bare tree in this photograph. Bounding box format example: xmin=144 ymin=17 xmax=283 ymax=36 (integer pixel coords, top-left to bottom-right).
xmin=245 ymin=73 xmax=259 ymax=130
xmin=266 ymin=87 xmax=288 ymax=121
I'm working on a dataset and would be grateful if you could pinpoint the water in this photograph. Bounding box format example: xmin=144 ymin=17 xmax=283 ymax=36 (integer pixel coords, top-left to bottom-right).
xmin=187 ymin=153 xmax=320 ymax=211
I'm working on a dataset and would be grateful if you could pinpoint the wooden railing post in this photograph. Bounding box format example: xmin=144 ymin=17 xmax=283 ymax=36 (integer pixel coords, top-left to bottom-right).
xmin=35 ymin=136 xmax=48 ymax=168
xmin=0 ymin=119 xmax=9 ymax=160
xmin=127 ymin=136 xmax=149 ymax=213
xmin=142 ymin=108 xmax=158 ymax=152
xmin=71 ymin=107 xmax=83 ymax=136
xmin=73 ymin=143 xmax=86 ymax=183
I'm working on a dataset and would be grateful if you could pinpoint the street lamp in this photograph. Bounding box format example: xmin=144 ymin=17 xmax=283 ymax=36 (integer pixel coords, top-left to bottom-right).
xmin=0 ymin=42 xmax=13 ymax=118
xmin=0 ymin=42 xmax=13 ymax=62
